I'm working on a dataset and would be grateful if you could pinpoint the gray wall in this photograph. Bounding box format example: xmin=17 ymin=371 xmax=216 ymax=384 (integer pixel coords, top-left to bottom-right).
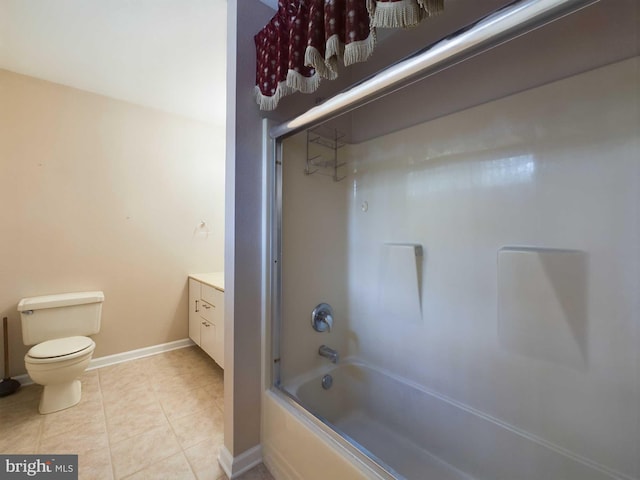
xmin=224 ymin=0 xmax=274 ymax=456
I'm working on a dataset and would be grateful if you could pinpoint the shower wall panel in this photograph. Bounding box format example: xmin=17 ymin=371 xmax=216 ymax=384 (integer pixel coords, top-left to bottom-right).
xmin=280 ymin=134 xmax=350 ymax=383
xmin=345 ymin=57 xmax=639 ymax=477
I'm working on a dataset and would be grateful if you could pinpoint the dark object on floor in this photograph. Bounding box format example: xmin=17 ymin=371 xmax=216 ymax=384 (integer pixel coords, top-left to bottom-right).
xmin=0 ymin=316 xmax=20 ymax=397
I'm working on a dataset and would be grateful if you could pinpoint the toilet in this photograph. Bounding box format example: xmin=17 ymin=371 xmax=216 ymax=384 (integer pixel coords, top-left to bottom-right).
xmin=17 ymin=291 xmax=104 ymax=414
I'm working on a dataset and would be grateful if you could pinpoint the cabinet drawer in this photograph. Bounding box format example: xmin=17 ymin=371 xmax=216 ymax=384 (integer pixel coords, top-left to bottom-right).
xmin=199 ymin=300 xmax=216 ymax=323
xmin=202 ymin=283 xmax=222 ymax=306
xmin=200 ymin=319 xmax=216 ymax=359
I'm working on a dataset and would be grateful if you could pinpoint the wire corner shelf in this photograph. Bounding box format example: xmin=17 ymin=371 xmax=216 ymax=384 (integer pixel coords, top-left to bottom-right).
xmin=305 ymin=127 xmax=347 ymax=182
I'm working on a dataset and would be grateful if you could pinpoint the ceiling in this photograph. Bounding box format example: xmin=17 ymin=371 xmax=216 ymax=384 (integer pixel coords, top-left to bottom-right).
xmin=0 ymin=0 xmax=227 ymax=125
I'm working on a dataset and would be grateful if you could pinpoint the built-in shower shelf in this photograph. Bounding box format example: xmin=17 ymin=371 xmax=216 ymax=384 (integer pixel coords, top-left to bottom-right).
xmin=306 ymin=127 xmax=347 ymax=182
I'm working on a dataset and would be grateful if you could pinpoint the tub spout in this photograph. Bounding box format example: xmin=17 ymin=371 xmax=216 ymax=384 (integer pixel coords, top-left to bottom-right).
xmin=319 ymin=345 xmax=339 ymax=363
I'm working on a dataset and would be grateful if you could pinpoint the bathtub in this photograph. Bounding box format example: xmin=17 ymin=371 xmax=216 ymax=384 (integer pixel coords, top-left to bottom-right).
xmin=276 ymin=361 xmax=625 ymax=480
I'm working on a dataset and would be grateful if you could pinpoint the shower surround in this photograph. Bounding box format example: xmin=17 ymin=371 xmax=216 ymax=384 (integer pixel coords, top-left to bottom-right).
xmin=266 ymin=57 xmax=639 ymax=480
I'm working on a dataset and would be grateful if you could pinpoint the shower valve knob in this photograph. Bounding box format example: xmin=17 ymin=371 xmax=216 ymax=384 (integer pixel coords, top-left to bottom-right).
xmin=311 ymin=303 xmax=334 ymax=333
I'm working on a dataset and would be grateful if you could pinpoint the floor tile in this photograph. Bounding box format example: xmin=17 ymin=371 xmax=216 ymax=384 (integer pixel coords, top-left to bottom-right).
xmin=105 ymin=399 xmax=169 ymax=444
xmin=1 ymin=346 xmax=228 ymax=480
xmin=78 ymin=446 xmax=114 ymax=480
xmin=110 ymin=425 xmax=182 ymax=479
xmin=122 ymin=451 xmax=196 ymax=480
xmin=41 ymin=398 xmax=105 ymax=439
xmin=170 ymin=407 xmax=224 ymax=450
xmin=152 ymin=369 xmax=219 ymax=396
xmin=183 ymin=440 xmax=225 ymax=480
xmin=159 ymin=384 xmax=215 ymax=421
xmin=0 ymin=420 xmax=41 ymax=454
xmin=101 ymin=378 xmax=157 ymax=410
xmin=99 ymin=361 xmax=147 ymax=391
xmin=38 ymin=420 xmax=109 ymax=457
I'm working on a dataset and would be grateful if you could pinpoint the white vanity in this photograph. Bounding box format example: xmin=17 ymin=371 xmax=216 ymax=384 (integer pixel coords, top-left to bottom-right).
xmin=188 ymin=272 xmax=224 ymax=368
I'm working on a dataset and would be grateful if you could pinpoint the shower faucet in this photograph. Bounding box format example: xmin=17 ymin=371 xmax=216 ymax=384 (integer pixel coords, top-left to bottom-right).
xmin=319 ymin=345 xmax=339 ymax=363
xmin=311 ymin=303 xmax=333 ymax=333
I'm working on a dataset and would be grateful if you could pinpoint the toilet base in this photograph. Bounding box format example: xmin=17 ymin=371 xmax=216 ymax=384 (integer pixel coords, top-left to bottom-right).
xmin=39 ymin=379 xmax=82 ymax=414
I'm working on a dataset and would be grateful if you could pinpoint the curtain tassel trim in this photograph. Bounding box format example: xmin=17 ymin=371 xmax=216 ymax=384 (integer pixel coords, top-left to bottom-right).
xmin=344 ymin=31 xmax=377 ymax=67
xmin=418 ymin=0 xmax=445 ymax=17
xmin=305 ymin=46 xmax=339 ymax=80
xmin=369 ymin=0 xmax=424 ymax=29
xmin=286 ymin=69 xmax=322 ymax=94
xmin=254 ymin=81 xmax=293 ymax=112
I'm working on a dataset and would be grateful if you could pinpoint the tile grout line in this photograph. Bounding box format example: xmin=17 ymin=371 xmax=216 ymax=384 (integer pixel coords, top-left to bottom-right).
xmin=98 ymin=369 xmax=118 ymax=480
xmin=110 ymin=357 xmax=197 ymax=480
xmin=157 ymin=369 xmax=199 ymax=480
xmin=160 ymin=369 xmax=201 ymax=480
xmin=157 ymin=356 xmax=224 ymax=480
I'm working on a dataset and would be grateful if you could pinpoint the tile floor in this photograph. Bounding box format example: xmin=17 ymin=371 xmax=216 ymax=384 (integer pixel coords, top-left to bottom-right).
xmin=0 ymin=346 xmax=274 ymax=480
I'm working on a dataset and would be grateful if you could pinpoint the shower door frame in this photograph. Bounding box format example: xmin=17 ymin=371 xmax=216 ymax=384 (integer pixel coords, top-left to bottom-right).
xmin=263 ymin=0 xmax=602 ymax=477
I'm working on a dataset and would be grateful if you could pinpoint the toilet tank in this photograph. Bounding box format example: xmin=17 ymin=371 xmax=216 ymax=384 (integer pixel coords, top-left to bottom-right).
xmin=18 ymin=291 xmax=104 ymax=345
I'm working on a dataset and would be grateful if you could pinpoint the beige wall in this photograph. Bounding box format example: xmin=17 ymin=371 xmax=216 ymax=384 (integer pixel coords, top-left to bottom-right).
xmin=0 ymin=69 xmax=225 ymax=376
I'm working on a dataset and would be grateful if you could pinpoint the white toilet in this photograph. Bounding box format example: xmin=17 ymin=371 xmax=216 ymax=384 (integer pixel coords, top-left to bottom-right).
xmin=17 ymin=291 xmax=104 ymax=414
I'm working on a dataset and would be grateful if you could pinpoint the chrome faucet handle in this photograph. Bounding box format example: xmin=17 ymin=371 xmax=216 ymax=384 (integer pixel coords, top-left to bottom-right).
xmin=311 ymin=303 xmax=333 ymax=333
xmin=322 ymin=313 xmax=333 ymax=332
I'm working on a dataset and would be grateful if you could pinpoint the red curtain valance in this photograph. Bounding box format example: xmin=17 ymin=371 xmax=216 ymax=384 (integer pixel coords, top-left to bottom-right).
xmin=255 ymin=0 xmax=444 ymax=111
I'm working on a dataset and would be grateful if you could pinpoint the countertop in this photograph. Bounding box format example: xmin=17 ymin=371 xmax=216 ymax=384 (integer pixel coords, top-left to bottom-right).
xmin=189 ymin=272 xmax=224 ymax=291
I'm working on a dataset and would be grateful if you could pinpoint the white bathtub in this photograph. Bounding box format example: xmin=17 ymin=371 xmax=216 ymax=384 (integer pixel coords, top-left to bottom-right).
xmin=280 ymin=361 xmax=626 ymax=480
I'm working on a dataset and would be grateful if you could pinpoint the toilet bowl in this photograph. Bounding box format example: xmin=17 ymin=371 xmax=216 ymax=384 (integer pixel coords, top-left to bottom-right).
xmin=24 ymin=336 xmax=96 ymax=414
xmin=18 ymin=291 xmax=104 ymax=414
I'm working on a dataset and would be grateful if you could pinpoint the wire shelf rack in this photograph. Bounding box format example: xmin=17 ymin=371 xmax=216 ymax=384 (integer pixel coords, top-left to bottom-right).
xmin=305 ymin=126 xmax=347 ymax=182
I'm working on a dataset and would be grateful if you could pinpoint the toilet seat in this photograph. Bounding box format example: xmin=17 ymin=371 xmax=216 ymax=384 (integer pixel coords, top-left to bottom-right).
xmin=26 ymin=336 xmax=95 ymax=364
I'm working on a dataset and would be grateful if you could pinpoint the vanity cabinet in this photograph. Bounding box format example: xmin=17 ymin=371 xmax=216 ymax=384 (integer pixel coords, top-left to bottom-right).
xmin=188 ymin=273 xmax=224 ymax=368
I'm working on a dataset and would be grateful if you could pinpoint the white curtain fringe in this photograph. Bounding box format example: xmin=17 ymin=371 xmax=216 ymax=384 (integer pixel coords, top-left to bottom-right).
xmin=254 ymin=81 xmax=293 ymax=111
xmin=286 ymin=69 xmax=322 ymax=94
xmin=305 ymin=47 xmax=338 ymax=80
xmin=324 ymin=34 xmax=345 ymax=76
xmin=371 ymin=0 xmax=424 ymax=29
xmin=344 ymin=33 xmax=377 ymax=67
xmin=418 ymin=0 xmax=445 ymax=17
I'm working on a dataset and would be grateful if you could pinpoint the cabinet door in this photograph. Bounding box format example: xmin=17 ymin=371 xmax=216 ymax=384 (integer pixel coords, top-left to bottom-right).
xmin=188 ymin=279 xmax=201 ymax=345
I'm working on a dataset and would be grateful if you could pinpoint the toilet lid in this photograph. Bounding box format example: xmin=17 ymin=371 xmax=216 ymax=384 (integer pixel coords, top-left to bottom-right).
xmin=28 ymin=336 xmax=94 ymax=359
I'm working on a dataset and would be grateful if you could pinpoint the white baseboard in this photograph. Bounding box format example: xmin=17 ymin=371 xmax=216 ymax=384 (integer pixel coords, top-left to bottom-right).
xmin=218 ymin=444 xmax=263 ymax=479
xmin=14 ymin=373 xmax=32 ymax=386
xmin=87 ymin=338 xmax=194 ymax=371
xmin=15 ymin=338 xmax=195 ymax=386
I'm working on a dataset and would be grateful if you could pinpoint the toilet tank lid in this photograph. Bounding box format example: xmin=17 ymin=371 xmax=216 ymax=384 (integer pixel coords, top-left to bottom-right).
xmin=18 ymin=291 xmax=105 ymax=312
